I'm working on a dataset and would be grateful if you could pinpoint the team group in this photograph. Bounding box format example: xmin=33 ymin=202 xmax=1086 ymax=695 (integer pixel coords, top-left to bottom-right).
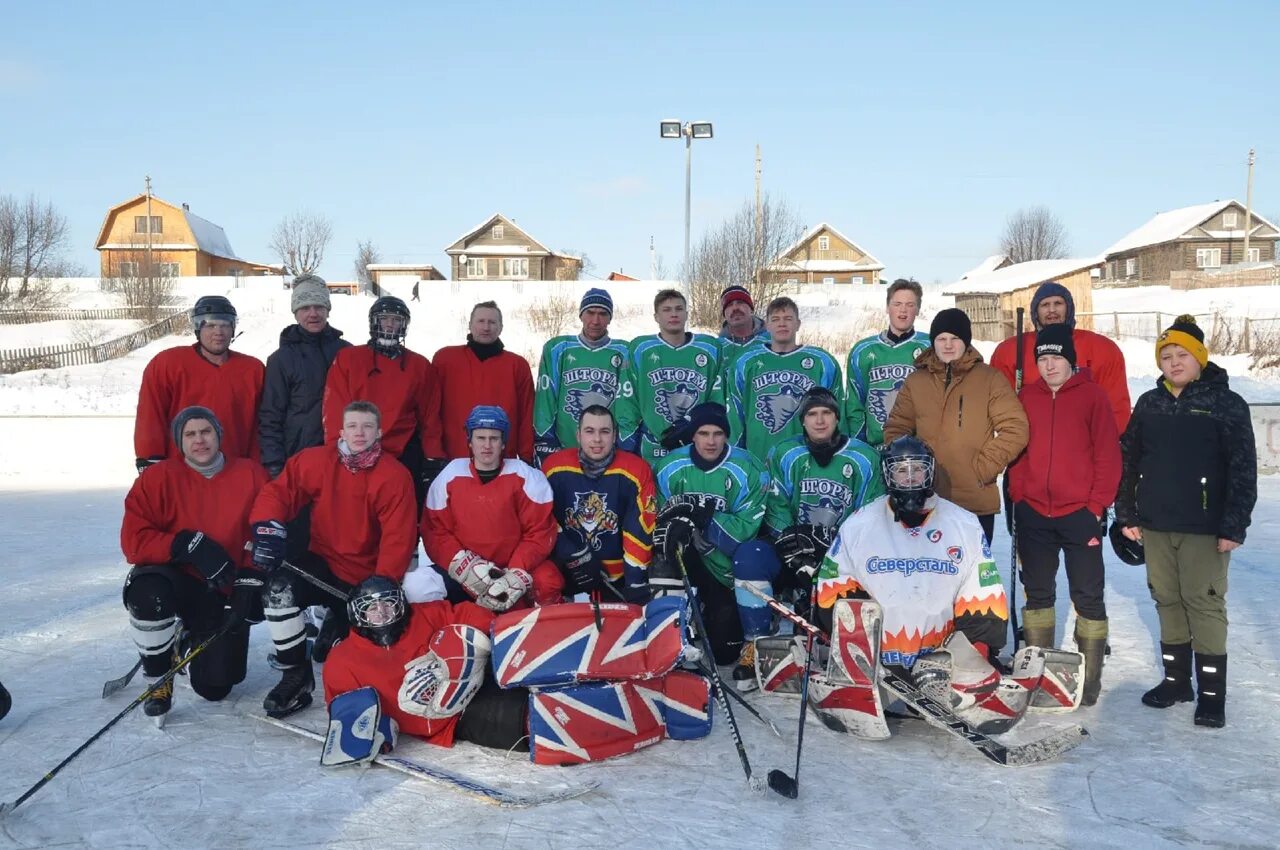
xmin=119 ymin=273 xmax=1255 ymax=763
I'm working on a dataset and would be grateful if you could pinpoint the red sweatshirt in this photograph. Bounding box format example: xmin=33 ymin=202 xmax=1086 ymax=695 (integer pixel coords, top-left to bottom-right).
xmin=1009 ymin=371 xmax=1122 ymax=518
xmin=121 ymin=456 xmax=268 ymax=583
xmin=433 ymin=343 xmax=534 ymax=462
xmin=323 ymin=600 xmax=494 ymax=746
xmin=322 ymin=344 xmax=444 ymax=458
xmin=134 ymin=345 xmax=264 ymax=461
xmin=990 ymin=327 xmax=1131 ymax=435
xmin=250 ymin=445 xmax=417 ymax=585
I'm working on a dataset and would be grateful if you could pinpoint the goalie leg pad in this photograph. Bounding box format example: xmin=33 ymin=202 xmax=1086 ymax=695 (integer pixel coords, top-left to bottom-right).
xmin=1030 ymin=648 xmax=1086 ymax=713
xmin=649 ymin=669 xmax=712 ymax=741
xmin=398 ymin=624 xmax=491 ymax=720
xmin=490 ymin=596 xmax=688 ymax=689
xmin=753 ymin=635 xmax=804 ymax=695
xmin=732 ymin=541 xmax=781 ymax=640
xmin=323 ymin=687 xmax=398 ymax=767
xmin=941 ymin=632 xmax=1046 ymax=734
xmin=809 ymin=673 xmax=891 ymax=740
xmin=812 ymin=598 xmax=889 ymax=738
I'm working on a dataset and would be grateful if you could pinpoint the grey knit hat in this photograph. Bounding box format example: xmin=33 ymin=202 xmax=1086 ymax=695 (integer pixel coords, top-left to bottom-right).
xmin=291 ymin=275 xmax=331 ymax=313
xmin=171 ymin=405 xmax=223 ymax=448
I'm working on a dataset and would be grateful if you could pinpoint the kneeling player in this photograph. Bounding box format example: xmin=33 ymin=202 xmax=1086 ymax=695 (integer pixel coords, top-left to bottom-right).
xmin=120 ymin=406 xmax=269 ymax=723
xmin=812 ymin=436 xmax=1044 ymax=735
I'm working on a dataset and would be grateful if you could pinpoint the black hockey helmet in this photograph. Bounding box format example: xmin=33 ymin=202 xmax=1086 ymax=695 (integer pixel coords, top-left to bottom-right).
xmin=191 ymin=295 xmax=236 ymax=335
xmin=369 ymin=296 xmax=410 ymax=350
xmin=347 ymin=576 xmax=409 ymax=648
xmin=1109 ymin=521 xmax=1145 ymax=566
xmin=882 ymin=435 xmax=935 ymax=523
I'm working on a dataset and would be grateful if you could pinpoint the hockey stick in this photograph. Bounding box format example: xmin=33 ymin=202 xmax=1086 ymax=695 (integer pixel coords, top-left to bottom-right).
xmin=101 ymin=658 xmax=143 ymax=699
xmin=0 ymin=621 xmax=234 ymax=817
xmin=675 ymin=546 xmax=763 ymax=792
xmin=766 ymin=588 xmax=817 ymax=798
xmin=739 ymin=584 xmax=1088 ymax=767
xmin=1008 ymin=306 xmax=1025 ymax=652
xmin=281 ymin=560 xmax=350 ymax=603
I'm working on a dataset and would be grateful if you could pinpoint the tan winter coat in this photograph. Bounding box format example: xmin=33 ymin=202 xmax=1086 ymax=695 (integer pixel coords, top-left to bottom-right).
xmin=883 ymin=346 xmax=1028 ymax=516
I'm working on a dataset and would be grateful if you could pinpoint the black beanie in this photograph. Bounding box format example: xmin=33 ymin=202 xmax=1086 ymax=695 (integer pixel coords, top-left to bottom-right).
xmin=929 ymin=308 xmax=972 ymax=348
xmin=687 ymin=402 xmax=730 ymax=436
xmin=1035 ymin=324 xmax=1076 ymax=367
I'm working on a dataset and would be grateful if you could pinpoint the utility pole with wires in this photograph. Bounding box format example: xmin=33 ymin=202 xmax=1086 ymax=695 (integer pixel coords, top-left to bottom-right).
xmin=144 ymin=175 xmax=153 ymax=273
xmin=755 ymin=145 xmax=763 ymax=267
xmin=1243 ymin=148 xmax=1256 ymax=263
xmin=649 ymin=235 xmax=656 ymax=280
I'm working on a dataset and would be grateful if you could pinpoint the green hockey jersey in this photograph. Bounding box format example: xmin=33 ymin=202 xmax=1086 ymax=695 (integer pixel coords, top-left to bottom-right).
xmin=729 ymin=345 xmax=842 ymax=463
xmin=844 ymin=330 xmax=930 ymax=445
xmin=717 ymin=320 xmax=768 ymax=401
xmin=764 ymin=434 xmax=885 ymax=536
xmin=533 ymin=335 xmax=633 ymax=461
xmin=614 ymin=332 xmax=724 ymax=468
xmin=654 ymin=446 xmax=768 ymax=586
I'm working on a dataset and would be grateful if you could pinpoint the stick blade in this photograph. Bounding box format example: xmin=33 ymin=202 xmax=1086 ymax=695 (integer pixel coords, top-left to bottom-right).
xmin=0 ymin=801 xmax=16 ymax=817
xmin=766 ymin=769 xmax=799 ymax=799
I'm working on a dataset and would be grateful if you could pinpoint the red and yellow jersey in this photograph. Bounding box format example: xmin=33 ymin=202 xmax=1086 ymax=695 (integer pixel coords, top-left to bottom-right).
xmin=817 ymin=495 xmax=1007 ymax=666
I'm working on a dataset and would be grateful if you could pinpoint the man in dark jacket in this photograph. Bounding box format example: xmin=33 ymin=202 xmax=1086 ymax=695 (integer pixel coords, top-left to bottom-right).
xmin=259 ymin=275 xmax=350 ymax=478
xmin=1116 ymin=315 xmax=1256 ymax=729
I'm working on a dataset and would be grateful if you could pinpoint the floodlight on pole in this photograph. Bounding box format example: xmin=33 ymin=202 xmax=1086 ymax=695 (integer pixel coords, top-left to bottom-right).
xmin=659 ymin=119 xmax=714 ymax=297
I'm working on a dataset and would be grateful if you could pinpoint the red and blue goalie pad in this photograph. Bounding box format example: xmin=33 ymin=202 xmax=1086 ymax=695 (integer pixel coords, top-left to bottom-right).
xmin=528 ymin=670 xmax=712 ymax=765
xmin=491 ymin=596 xmax=689 ymax=689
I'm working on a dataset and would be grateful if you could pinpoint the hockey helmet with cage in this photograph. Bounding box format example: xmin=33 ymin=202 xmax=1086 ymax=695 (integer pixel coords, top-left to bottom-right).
xmin=369 ymin=296 xmax=410 ymax=350
xmin=347 ymin=576 xmax=409 ymax=648
xmin=191 ymin=295 xmax=237 ymax=336
xmin=882 ymin=435 xmax=935 ymax=524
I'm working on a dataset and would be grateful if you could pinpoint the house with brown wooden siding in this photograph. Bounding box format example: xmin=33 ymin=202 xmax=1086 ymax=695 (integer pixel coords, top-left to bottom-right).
xmin=942 ymin=256 xmax=1102 ymax=341
xmin=444 ymin=213 xmax=582 ymax=281
xmin=95 ymin=194 xmax=280 ymax=277
xmin=760 ymin=222 xmax=884 ymax=286
xmin=1102 ymin=200 xmax=1279 ymax=284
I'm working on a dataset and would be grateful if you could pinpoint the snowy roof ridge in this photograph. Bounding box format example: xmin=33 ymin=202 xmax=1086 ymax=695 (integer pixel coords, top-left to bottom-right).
xmin=942 ymin=256 xmax=1103 ymax=295
xmin=958 ymin=254 xmax=1009 ymax=280
xmin=182 ymin=209 xmax=240 ymax=261
xmin=444 ymin=213 xmax=553 ymax=256
xmin=1104 ymin=201 xmax=1280 ymax=256
xmin=773 ymin=221 xmax=883 ymax=269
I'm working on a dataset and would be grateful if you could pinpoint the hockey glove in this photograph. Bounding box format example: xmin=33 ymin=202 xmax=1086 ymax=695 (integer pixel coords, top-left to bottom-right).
xmin=421 ymin=458 xmax=447 ymax=493
xmin=251 ymin=521 xmax=288 ymax=573
xmin=136 ymin=455 xmax=164 ymax=474
xmin=447 ymin=550 xmax=503 ymax=601
xmin=655 ymin=514 xmax=698 ymax=562
xmin=623 ymin=575 xmax=653 ymax=605
xmin=533 ymin=439 xmax=558 ymax=469
xmin=555 ymin=528 xmax=598 ymax=594
xmin=687 ymin=498 xmax=717 ymax=530
xmin=225 ymin=569 xmax=265 ymax=627
xmin=171 ymin=530 xmax=235 ymax=590
xmin=659 ymin=415 xmax=695 ymax=451
xmin=479 ymin=568 xmax=533 ymax=612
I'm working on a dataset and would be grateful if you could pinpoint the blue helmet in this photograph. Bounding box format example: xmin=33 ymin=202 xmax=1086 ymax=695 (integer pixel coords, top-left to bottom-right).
xmin=465 ymin=405 xmax=509 ymax=443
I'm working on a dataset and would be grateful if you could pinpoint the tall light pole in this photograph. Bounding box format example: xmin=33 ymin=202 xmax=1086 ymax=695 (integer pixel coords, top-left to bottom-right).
xmin=660 ymin=119 xmax=713 ymax=297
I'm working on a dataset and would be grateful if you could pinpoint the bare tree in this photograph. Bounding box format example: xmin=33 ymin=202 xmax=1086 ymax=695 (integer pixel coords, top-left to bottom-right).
xmin=108 ymin=237 xmax=176 ymax=323
xmin=686 ymin=194 xmax=805 ymax=327
xmin=0 ymin=193 xmax=73 ymax=309
xmin=999 ymin=206 xmax=1071 ymax=263
xmin=354 ymin=239 xmax=381 ymax=288
xmin=270 ymin=212 xmax=333 ymax=275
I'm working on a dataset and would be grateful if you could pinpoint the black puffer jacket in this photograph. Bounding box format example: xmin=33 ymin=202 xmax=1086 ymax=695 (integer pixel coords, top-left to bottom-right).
xmin=258 ymin=324 xmax=350 ymax=476
xmin=1115 ymin=363 xmax=1256 ymax=542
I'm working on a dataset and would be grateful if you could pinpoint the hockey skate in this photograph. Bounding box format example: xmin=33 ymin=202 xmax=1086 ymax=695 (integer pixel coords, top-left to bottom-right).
xmin=264 ymin=662 xmax=315 ymax=718
xmin=144 ymin=678 xmax=173 ymax=727
xmin=732 ymin=641 xmax=758 ymax=692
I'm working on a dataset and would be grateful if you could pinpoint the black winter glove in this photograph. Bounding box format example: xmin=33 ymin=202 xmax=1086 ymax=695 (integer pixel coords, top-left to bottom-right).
xmin=251 ymin=520 xmax=287 ymax=572
xmin=225 ymin=569 xmax=265 ymax=627
xmin=170 ymin=531 xmax=235 ymax=590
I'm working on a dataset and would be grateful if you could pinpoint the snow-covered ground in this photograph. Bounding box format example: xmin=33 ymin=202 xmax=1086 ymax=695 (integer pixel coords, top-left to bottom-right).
xmin=1 ymin=279 xmax=1279 ymax=848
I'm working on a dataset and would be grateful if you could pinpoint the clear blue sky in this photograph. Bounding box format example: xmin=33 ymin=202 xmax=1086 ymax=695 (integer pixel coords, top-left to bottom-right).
xmin=3 ymin=1 xmax=1277 ymax=284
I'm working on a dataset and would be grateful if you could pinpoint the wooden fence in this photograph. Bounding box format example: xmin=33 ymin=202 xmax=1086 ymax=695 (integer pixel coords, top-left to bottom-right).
xmin=0 ymin=306 xmax=170 ymax=324
xmin=1170 ymin=264 xmax=1280 ymax=290
xmin=1077 ymin=310 xmax=1280 ymax=354
xmin=0 ymin=309 xmax=190 ymax=373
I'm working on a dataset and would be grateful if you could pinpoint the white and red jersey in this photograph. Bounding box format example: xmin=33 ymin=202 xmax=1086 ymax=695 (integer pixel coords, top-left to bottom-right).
xmin=817 ymin=495 xmax=1008 ymax=667
xmin=421 ymin=458 xmax=563 ymax=604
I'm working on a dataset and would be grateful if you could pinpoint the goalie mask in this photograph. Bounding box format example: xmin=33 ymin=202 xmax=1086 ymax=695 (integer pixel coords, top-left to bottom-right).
xmin=347 ymin=576 xmax=409 ymax=648
xmin=369 ymin=296 xmax=410 ymax=351
xmin=882 ymin=436 xmax=935 ymax=527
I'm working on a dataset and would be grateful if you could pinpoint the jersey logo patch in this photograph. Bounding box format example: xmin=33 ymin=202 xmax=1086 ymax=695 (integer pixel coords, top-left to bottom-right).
xmin=755 ymin=384 xmax=804 ymax=434
xmin=866 ymin=387 xmax=901 ymax=429
xmin=927 ymin=529 xmax=943 ymax=543
xmin=798 ymin=496 xmax=843 ymax=529
xmin=653 ymin=383 xmax=699 ymax=425
xmin=564 ymin=383 xmax=616 ymax=421
xmin=946 ymin=545 xmax=963 ymax=563
xmin=565 ymin=491 xmax=620 ymax=549
xmin=978 ymin=562 xmax=1001 ymax=587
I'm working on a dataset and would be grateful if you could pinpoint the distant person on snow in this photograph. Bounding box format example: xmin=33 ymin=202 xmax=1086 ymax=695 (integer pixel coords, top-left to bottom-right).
xmin=134 ymin=294 xmax=264 ymax=470
xmin=120 ymin=406 xmax=269 ymax=723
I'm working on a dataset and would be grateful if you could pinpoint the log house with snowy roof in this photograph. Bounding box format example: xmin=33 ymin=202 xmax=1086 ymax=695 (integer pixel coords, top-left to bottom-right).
xmin=1102 ymin=200 xmax=1279 ymax=285
xmin=444 ymin=213 xmax=582 ymax=281
xmin=760 ymin=222 xmax=885 ymax=286
xmin=942 ymin=257 xmax=1102 ymax=341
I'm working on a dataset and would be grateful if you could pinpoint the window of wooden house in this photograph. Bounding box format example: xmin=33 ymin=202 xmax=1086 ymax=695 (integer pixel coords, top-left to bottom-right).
xmin=822 ymin=276 xmax=835 ymax=285
xmin=1125 ymin=258 xmax=1136 ymax=277
xmin=466 ymin=257 xmax=486 ymax=277
xmin=852 ymin=276 xmax=865 ymax=285
xmin=492 ymin=225 xmax=504 ymax=240
xmin=501 ymin=258 xmax=528 ymax=278
xmin=785 ymin=278 xmax=798 ymax=285
xmin=1223 ymin=211 xmax=1238 ymax=228
xmin=1196 ymin=248 xmax=1221 ymax=268
xmin=133 ymin=215 xmax=162 ymax=234
xmin=158 ymin=262 xmax=180 ymax=277
xmin=817 ymin=235 xmax=829 ymax=251
xmin=1248 ymin=247 xmax=1261 ymax=263
xmin=117 ymin=261 xmax=139 ymax=277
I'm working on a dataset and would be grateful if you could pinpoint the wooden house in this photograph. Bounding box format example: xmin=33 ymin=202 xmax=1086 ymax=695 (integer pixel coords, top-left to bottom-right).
xmin=95 ymin=194 xmax=279 ymax=277
xmin=760 ymin=222 xmax=884 ymax=286
xmin=1102 ymin=200 xmax=1280 ymax=284
xmin=942 ymin=257 xmax=1102 ymax=341
xmin=444 ymin=213 xmax=582 ymax=281
xmin=366 ymin=263 xmax=447 ymax=295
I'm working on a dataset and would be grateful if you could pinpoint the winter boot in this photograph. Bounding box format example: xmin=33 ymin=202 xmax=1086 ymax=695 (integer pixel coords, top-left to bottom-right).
xmin=144 ymin=678 xmax=173 ymax=724
xmin=1193 ymin=653 xmax=1227 ymax=728
xmin=1142 ymin=642 xmax=1194 ymax=708
xmin=310 ymin=608 xmax=349 ymax=665
xmin=0 ymin=679 xmax=10 ymax=722
xmin=733 ymin=640 xmax=759 ymax=692
xmin=263 ymin=661 xmax=315 ymax=718
xmin=1074 ymin=616 xmax=1108 ymax=707
xmin=1022 ymin=607 xmax=1056 ymax=650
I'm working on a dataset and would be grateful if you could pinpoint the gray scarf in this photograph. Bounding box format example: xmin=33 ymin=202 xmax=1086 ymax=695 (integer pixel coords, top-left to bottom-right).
xmin=185 ymin=451 xmax=225 ymax=479
xmin=578 ymin=446 xmax=616 ymax=479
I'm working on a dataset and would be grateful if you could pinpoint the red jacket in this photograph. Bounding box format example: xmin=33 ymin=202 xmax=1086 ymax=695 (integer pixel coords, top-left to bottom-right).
xmin=322 ymin=345 xmax=444 ymax=458
xmin=121 ymin=456 xmax=268 ymax=583
xmin=433 ymin=342 xmax=534 ymax=462
xmin=134 ymin=345 xmax=264 ymax=461
xmin=250 ymin=445 xmax=417 ymax=585
xmin=423 ymin=458 xmax=563 ymax=604
xmin=990 ymin=327 xmax=1131 ymax=435
xmin=323 ymin=600 xmax=494 ymax=746
xmin=1009 ymin=371 xmax=1122 ymax=518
